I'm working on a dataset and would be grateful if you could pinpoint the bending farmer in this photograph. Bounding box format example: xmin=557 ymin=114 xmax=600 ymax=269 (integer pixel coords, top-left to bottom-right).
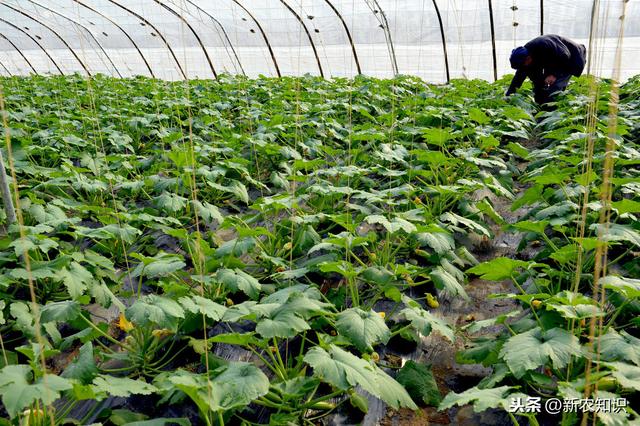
xmin=505 ymin=34 xmax=587 ymax=104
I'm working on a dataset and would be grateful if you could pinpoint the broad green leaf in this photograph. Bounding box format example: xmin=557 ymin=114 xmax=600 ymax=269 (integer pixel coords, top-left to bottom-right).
xmin=440 ymin=212 xmax=490 ymax=237
xmin=467 ymin=257 xmax=531 ymax=281
xmin=549 ymin=244 xmax=580 ymax=265
xmin=0 ymin=365 xmax=73 ymax=418
xmin=500 ymin=327 xmax=581 ymax=378
xmin=360 ymin=266 xmax=394 ymax=286
xmin=535 ymin=201 xmax=578 ymax=221
xmin=397 ymin=360 xmax=441 ymax=406
xmin=260 ymin=284 xmax=323 ymax=304
xmin=304 ymin=345 xmax=417 ymax=410
xmin=216 ymin=268 xmax=261 ymax=298
xmin=430 ymin=266 xmax=468 ymax=300
xmin=209 ymin=333 xmax=260 ymax=347
xmin=75 ymin=224 xmax=141 ymax=244
xmin=10 ymin=236 xmax=58 ymax=256
xmin=318 ymin=260 xmax=357 ymax=279
xmin=221 ymin=301 xmax=258 ymax=322
xmin=214 ymin=237 xmax=255 ymax=258
xmin=511 ymin=184 xmax=543 ymax=211
xmin=92 ymin=376 xmax=157 ymax=399
xmin=155 ymin=192 xmax=187 ymax=213
xmin=505 ymin=142 xmax=530 ymax=159
xmin=612 ymin=199 xmax=640 ymax=215
xmin=131 ymin=252 xmax=186 ymax=279
xmin=336 ymin=308 xmax=390 ymax=353
xmin=416 ymin=229 xmax=455 ymax=255
xmin=422 ymin=128 xmax=451 ymax=146
xmin=601 ymin=275 xmax=640 ymax=298
xmin=512 ymin=220 xmax=549 ymax=235
xmin=179 ymin=296 xmax=226 ymax=321
xmin=56 ymin=261 xmax=94 ymax=299
xmin=365 ymin=215 xmax=416 ymax=234
xmin=108 ymin=408 xmax=147 ymax=425
xmin=254 ymin=292 xmax=328 ymax=339
xmin=126 ymin=295 xmax=185 ymax=330
xmin=503 ymin=106 xmax=533 ymax=121
xmin=462 ymin=311 xmax=520 ymax=334
xmin=166 ymin=363 xmax=269 ymax=413
xmin=255 ymin=310 xmax=310 ymax=339
xmin=438 ymin=385 xmax=516 ymax=413
xmin=10 ymin=302 xmax=36 ymax=337
xmin=40 ymin=301 xmax=81 ymax=323
xmin=546 ymin=291 xmax=603 ymax=319
xmin=400 ymin=303 xmax=455 ymax=342
xmin=468 ymin=108 xmax=490 ymax=124
xmin=529 ymin=165 xmax=572 ymax=185
xmin=600 ymin=330 xmax=640 ymax=365
xmin=191 ymin=200 xmax=224 ymax=224
xmin=592 ymin=223 xmax=640 ymax=248
xmin=62 ymin=342 xmax=98 ymax=384
xmin=607 ymin=362 xmax=640 ymax=391
xmin=228 ymin=180 xmax=249 ymax=204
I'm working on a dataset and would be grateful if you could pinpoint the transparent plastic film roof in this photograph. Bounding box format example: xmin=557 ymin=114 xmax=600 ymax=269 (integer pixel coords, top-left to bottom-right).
xmin=0 ymin=0 xmax=637 ymax=82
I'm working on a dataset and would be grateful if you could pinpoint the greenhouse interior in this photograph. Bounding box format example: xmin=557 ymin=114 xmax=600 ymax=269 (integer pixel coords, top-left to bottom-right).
xmin=0 ymin=0 xmax=639 ymax=425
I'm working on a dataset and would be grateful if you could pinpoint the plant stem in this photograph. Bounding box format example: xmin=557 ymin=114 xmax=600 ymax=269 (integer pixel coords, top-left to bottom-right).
xmin=302 ymin=389 xmax=344 ymax=409
xmin=78 ymin=314 xmax=133 ymax=351
xmin=389 ymin=324 xmax=413 ymax=338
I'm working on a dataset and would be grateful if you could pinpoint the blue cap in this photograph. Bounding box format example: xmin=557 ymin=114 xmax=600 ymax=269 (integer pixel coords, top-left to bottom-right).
xmin=510 ymin=46 xmax=529 ymax=69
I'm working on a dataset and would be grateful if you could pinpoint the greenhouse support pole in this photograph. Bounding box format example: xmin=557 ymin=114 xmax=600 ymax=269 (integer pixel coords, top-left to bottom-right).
xmin=25 ymin=0 xmax=123 ymax=78
xmin=73 ymin=0 xmax=156 ymax=78
xmin=1 ymin=3 xmax=92 ymax=76
xmin=0 ymin=61 xmax=12 ymax=77
xmin=279 ymin=0 xmax=324 ymax=77
xmin=0 ymin=148 xmax=16 ymax=225
xmin=431 ymin=0 xmax=450 ymax=83
xmin=0 ymin=17 xmax=64 ymax=74
xmin=232 ymin=0 xmax=281 ymax=77
xmin=182 ymin=0 xmax=246 ymax=76
xmin=324 ymin=0 xmax=362 ymax=74
xmin=151 ymin=0 xmax=218 ymax=79
xmin=540 ymin=0 xmax=544 ymax=35
xmin=0 ymin=33 xmax=38 ymax=75
xmin=487 ymin=0 xmax=498 ymax=81
xmin=106 ymin=0 xmax=187 ymax=79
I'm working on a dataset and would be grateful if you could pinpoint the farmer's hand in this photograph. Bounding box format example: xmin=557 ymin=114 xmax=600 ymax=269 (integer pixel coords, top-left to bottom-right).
xmin=544 ymin=75 xmax=556 ymax=86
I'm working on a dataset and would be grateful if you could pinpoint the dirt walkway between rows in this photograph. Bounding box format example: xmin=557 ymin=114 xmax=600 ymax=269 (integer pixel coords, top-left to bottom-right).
xmin=368 ymin=141 xmax=540 ymax=426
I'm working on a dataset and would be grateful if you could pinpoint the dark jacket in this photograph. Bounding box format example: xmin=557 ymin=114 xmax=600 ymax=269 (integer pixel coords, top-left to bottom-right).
xmin=506 ymin=34 xmax=587 ymax=95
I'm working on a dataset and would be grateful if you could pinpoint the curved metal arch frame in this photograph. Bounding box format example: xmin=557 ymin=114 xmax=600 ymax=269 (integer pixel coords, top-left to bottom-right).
xmin=105 ymin=0 xmax=187 ymax=79
xmin=0 ymin=32 xmax=38 ymax=74
xmin=181 ymin=0 xmax=246 ymax=76
xmin=23 ymin=0 xmax=123 ymax=77
xmin=431 ymin=0 xmax=450 ymax=83
xmin=232 ymin=0 xmax=281 ymax=77
xmin=0 ymin=58 xmax=13 ymax=76
xmin=323 ymin=0 xmax=362 ymax=75
xmin=279 ymin=0 xmax=324 ymax=77
xmin=364 ymin=0 xmax=399 ymax=76
xmin=72 ymin=0 xmax=155 ymax=78
xmin=0 ymin=3 xmax=90 ymax=75
xmin=150 ymin=0 xmax=217 ymax=78
xmin=0 ymin=16 xmax=64 ymax=74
